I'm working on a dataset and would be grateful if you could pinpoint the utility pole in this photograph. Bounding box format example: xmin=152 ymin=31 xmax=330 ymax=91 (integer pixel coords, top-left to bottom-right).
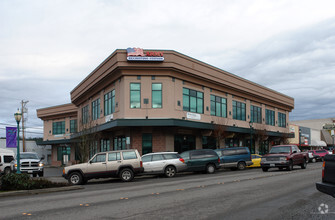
xmin=21 ymin=100 xmax=29 ymax=152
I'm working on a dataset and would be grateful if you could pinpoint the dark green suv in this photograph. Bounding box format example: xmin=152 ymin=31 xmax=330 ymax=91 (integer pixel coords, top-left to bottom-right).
xmin=179 ymin=149 xmax=220 ymax=174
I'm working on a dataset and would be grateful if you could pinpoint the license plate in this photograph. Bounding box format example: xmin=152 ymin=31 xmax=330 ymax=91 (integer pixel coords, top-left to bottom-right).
xmin=28 ymin=170 xmax=33 ymax=173
xmin=270 ymin=164 xmax=275 ymax=167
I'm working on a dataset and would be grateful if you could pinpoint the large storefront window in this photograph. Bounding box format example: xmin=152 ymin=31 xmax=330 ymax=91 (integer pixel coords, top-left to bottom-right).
xmin=92 ymin=98 xmax=100 ymax=120
xmin=174 ymin=135 xmax=196 ymax=153
xmin=266 ymin=109 xmax=275 ymax=126
xmin=232 ymin=101 xmax=246 ymax=121
xmin=142 ymin=134 xmax=152 ymax=155
xmin=152 ymin=83 xmax=162 ymax=108
xmin=278 ymin=112 xmax=286 ymax=128
xmin=183 ymin=88 xmax=203 ymax=114
xmin=53 ymin=121 xmax=65 ymax=135
xmin=104 ymin=90 xmax=115 ymax=115
xmin=210 ymin=95 xmax=227 ymax=117
xmin=130 ymin=83 xmax=141 ymax=108
xmin=100 ymin=139 xmax=110 ymax=152
xmin=250 ymin=105 xmax=262 ymax=124
xmin=114 ymin=136 xmax=126 ymax=150
xmin=57 ymin=146 xmax=71 ymax=165
xmin=259 ymin=140 xmax=269 ymax=155
xmin=202 ymin=136 xmax=217 ymax=149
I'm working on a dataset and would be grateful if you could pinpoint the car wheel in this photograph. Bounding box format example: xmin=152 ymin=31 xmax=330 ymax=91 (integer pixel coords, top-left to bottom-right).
xmin=33 ymin=173 xmax=37 ymax=177
xmin=311 ymin=158 xmax=316 ymax=163
xmin=287 ymin=160 xmax=293 ymax=171
xmin=120 ymin=168 xmax=134 ymax=182
xmin=301 ymin=159 xmax=307 ymax=169
xmin=68 ymin=172 xmax=83 ymax=185
xmin=4 ymin=167 xmax=11 ymax=175
xmin=206 ymin=164 xmax=216 ymax=174
xmin=39 ymin=172 xmax=44 ymax=177
xmin=165 ymin=166 xmax=176 ymax=178
xmin=262 ymin=167 xmax=268 ymax=172
xmin=237 ymin=162 xmax=246 ymax=170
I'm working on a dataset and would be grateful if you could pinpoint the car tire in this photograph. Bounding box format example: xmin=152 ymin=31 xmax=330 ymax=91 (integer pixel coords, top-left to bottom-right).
xmin=119 ymin=168 xmax=134 ymax=182
xmin=4 ymin=167 xmax=11 ymax=175
xmin=68 ymin=172 xmax=83 ymax=185
xmin=237 ymin=162 xmax=246 ymax=170
xmin=39 ymin=172 xmax=44 ymax=177
xmin=287 ymin=160 xmax=293 ymax=171
xmin=311 ymin=158 xmax=316 ymax=163
xmin=301 ymin=159 xmax=307 ymax=169
xmin=33 ymin=173 xmax=37 ymax=177
xmin=262 ymin=167 xmax=268 ymax=172
xmin=206 ymin=164 xmax=216 ymax=174
xmin=165 ymin=166 xmax=176 ymax=178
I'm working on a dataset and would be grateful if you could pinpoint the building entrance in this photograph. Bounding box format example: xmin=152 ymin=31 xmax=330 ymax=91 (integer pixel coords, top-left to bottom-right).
xmin=174 ymin=135 xmax=196 ymax=153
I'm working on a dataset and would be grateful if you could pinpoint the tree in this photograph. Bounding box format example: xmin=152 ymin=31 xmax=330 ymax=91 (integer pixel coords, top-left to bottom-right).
xmin=212 ymin=118 xmax=228 ymax=149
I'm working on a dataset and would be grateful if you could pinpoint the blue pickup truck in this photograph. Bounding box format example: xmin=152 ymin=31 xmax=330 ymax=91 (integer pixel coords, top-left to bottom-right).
xmin=316 ymin=154 xmax=335 ymax=198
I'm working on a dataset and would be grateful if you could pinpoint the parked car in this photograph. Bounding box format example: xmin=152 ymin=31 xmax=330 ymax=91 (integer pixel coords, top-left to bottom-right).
xmin=11 ymin=152 xmax=45 ymax=177
xmin=308 ymin=151 xmax=322 ymax=163
xmin=179 ymin=149 xmax=220 ymax=174
xmin=260 ymin=145 xmax=308 ymax=172
xmin=247 ymin=154 xmax=262 ymax=168
xmin=316 ymin=154 xmax=335 ymax=198
xmin=309 ymin=149 xmax=329 ymax=160
xmin=141 ymin=152 xmax=187 ymax=177
xmin=214 ymin=147 xmax=253 ymax=170
xmin=0 ymin=149 xmax=15 ymax=175
xmin=63 ymin=149 xmax=144 ymax=185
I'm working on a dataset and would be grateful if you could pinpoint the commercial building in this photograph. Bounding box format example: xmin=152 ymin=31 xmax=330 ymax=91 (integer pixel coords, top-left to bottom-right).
xmin=37 ymin=48 xmax=294 ymax=166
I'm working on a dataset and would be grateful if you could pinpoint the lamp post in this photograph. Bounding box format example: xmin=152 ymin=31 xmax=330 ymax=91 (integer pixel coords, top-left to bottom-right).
xmin=249 ymin=121 xmax=253 ymax=154
xmin=14 ymin=109 xmax=22 ymax=174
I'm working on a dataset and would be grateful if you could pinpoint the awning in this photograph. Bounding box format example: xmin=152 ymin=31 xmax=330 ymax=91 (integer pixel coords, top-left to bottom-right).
xmin=311 ymin=140 xmax=327 ymax=147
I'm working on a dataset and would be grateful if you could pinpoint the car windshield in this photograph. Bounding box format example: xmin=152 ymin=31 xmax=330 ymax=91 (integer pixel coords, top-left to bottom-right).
xmin=269 ymin=146 xmax=291 ymax=154
xmin=20 ymin=153 xmax=39 ymax=160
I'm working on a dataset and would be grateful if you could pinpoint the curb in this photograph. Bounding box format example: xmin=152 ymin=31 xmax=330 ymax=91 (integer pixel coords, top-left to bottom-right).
xmin=0 ymin=185 xmax=84 ymax=198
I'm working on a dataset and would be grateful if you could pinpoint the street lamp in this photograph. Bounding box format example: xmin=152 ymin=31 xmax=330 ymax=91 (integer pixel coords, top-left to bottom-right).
xmin=249 ymin=121 xmax=253 ymax=154
xmin=14 ymin=109 xmax=22 ymax=174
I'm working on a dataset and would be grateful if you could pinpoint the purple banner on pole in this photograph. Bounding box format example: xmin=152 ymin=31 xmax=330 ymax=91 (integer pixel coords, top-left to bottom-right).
xmin=6 ymin=127 xmax=17 ymax=148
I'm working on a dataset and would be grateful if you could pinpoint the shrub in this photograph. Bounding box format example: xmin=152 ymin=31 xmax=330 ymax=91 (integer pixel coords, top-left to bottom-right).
xmin=0 ymin=173 xmax=68 ymax=191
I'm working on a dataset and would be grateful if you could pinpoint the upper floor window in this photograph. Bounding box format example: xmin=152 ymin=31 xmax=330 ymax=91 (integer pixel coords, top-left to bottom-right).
xmin=183 ymin=88 xmax=203 ymax=114
xmin=266 ymin=109 xmax=275 ymax=126
xmin=210 ymin=95 xmax=227 ymax=117
xmin=232 ymin=101 xmax=246 ymax=121
xmin=250 ymin=105 xmax=262 ymax=124
xmin=152 ymin=83 xmax=162 ymax=108
xmin=52 ymin=121 xmax=65 ymax=135
xmin=278 ymin=112 xmax=286 ymax=128
xmin=104 ymin=90 xmax=115 ymax=116
xmin=82 ymin=105 xmax=89 ymax=124
xmin=92 ymin=98 xmax=100 ymax=120
xmin=130 ymin=83 xmax=141 ymax=108
xmin=70 ymin=119 xmax=77 ymax=133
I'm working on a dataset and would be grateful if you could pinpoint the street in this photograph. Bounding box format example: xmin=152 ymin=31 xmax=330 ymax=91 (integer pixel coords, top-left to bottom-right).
xmin=0 ymin=162 xmax=334 ymax=219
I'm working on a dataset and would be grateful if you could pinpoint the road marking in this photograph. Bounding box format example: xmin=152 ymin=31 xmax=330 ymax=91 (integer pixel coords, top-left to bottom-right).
xmin=176 ymin=189 xmax=185 ymax=191
xmin=120 ymin=197 xmax=129 ymax=200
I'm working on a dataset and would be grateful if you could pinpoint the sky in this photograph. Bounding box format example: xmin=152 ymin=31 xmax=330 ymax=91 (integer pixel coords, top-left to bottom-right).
xmin=0 ymin=0 xmax=335 ymax=138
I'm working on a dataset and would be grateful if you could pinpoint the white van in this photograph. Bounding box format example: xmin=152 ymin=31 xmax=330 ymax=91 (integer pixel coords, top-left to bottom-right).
xmin=0 ymin=148 xmax=15 ymax=175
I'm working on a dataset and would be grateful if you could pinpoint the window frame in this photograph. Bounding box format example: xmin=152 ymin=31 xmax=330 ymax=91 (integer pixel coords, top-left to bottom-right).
xmin=52 ymin=121 xmax=65 ymax=135
xmin=130 ymin=83 xmax=141 ymax=109
xmin=183 ymin=88 xmax=203 ymax=114
xmin=210 ymin=94 xmax=227 ymax=117
xmin=232 ymin=100 xmax=246 ymax=121
xmin=152 ymin=83 xmax=162 ymax=108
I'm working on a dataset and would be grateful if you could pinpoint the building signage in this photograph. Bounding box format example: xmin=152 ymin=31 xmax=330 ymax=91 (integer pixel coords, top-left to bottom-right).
xmin=127 ymin=47 xmax=164 ymax=61
xmin=186 ymin=112 xmax=201 ymax=120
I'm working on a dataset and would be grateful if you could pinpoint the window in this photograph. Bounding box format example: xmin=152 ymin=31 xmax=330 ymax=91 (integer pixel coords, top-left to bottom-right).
xmin=114 ymin=136 xmax=126 ymax=150
xmin=4 ymin=156 xmax=14 ymax=163
xmin=210 ymin=95 xmax=227 ymax=117
xmin=70 ymin=120 xmax=77 ymax=133
xmin=250 ymin=105 xmax=262 ymax=124
xmin=142 ymin=134 xmax=152 ymax=155
xmin=152 ymin=154 xmax=164 ymax=161
xmin=57 ymin=146 xmax=71 ymax=162
xmin=92 ymin=98 xmax=100 ymax=120
xmin=52 ymin=121 xmax=65 ymax=135
xmin=278 ymin=112 xmax=286 ymax=128
xmin=183 ymin=88 xmax=203 ymax=114
xmin=104 ymin=90 xmax=115 ymax=116
xmin=122 ymin=151 xmax=137 ymax=160
xmin=142 ymin=155 xmax=152 ymax=162
xmin=266 ymin=109 xmax=275 ymax=126
xmin=152 ymin=83 xmax=162 ymax=108
xmin=89 ymin=141 xmax=98 ymax=159
xmin=100 ymin=139 xmax=110 ymax=152
xmin=108 ymin=152 xmax=121 ymax=161
xmin=130 ymin=83 xmax=141 ymax=108
xmin=91 ymin=154 xmax=106 ymax=163
xmin=82 ymin=105 xmax=89 ymax=124
xmin=163 ymin=154 xmax=179 ymax=160
xmin=233 ymin=101 xmax=246 ymax=121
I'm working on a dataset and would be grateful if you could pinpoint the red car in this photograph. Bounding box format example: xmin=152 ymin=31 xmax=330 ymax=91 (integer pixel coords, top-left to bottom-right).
xmin=309 ymin=149 xmax=329 ymax=159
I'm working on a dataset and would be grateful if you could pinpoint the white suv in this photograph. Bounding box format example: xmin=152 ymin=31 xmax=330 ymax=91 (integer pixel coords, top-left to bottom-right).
xmin=0 ymin=149 xmax=15 ymax=175
xmin=63 ymin=149 xmax=144 ymax=185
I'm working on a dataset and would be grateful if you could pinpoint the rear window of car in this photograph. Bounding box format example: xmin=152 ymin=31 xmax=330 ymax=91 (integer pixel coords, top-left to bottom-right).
xmin=316 ymin=150 xmax=326 ymax=153
xmin=191 ymin=150 xmax=217 ymax=159
xmin=122 ymin=151 xmax=138 ymax=160
xmin=163 ymin=154 xmax=179 ymax=160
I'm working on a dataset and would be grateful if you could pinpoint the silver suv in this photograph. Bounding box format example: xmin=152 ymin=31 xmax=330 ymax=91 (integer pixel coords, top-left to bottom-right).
xmin=63 ymin=149 xmax=144 ymax=185
xmin=142 ymin=152 xmax=187 ymax=177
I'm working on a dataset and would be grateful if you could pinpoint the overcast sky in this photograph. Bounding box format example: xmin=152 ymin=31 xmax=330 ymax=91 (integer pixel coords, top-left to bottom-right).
xmin=1 ymin=0 xmax=335 ymax=138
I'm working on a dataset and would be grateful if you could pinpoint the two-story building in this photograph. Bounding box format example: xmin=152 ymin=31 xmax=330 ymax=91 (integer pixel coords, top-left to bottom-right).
xmin=37 ymin=48 xmax=294 ymax=166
